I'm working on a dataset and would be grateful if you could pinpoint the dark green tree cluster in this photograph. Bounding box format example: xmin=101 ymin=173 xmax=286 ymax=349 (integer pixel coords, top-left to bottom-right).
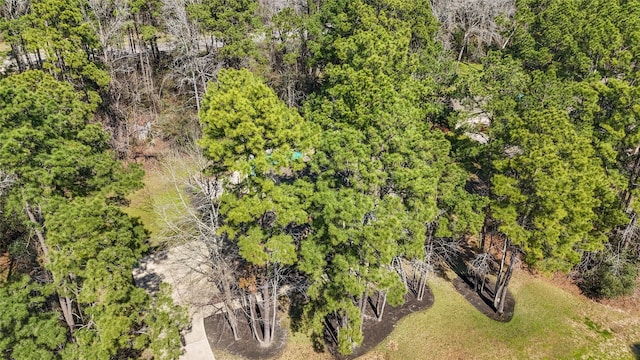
xmin=3 ymin=0 xmax=640 ymax=357
xmin=197 ymin=1 xmax=484 ymax=354
xmin=195 ymin=0 xmax=640 ymax=353
xmin=486 ymin=0 xmax=640 ymax=297
xmin=0 ymin=71 xmax=187 ymax=359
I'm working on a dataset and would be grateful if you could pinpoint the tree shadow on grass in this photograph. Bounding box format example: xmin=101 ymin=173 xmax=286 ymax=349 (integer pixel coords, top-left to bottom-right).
xmin=447 ymin=250 xmax=515 ymax=322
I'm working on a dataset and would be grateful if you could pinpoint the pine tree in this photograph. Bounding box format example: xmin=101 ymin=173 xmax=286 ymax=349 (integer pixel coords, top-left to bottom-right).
xmin=199 ymin=68 xmax=317 ymax=347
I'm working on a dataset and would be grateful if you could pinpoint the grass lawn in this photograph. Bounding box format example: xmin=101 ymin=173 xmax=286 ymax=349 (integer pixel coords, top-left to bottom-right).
xmin=124 ymin=154 xmax=203 ymax=245
xmin=217 ymin=271 xmax=640 ymax=359
xmin=124 ymin=164 xmax=174 ymax=241
xmin=361 ymin=272 xmax=640 ymax=360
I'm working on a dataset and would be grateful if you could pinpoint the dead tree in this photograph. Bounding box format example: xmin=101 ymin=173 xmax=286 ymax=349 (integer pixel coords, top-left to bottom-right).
xmin=429 ymin=0 xmax=516 ymax=64
xmin=469 ymin=252 xmax=492 ymax=294
xmin=156 ymin=151 xmax=243 ymax=339
xmin=162 ymin=0 xmax=220 ymax=112
xmin=240 ymin=263 xmax=287 ymax=347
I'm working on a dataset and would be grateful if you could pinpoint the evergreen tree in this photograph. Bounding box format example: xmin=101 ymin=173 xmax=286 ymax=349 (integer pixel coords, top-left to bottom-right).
xmin=299 ymin=2 xmax=484 ymax=353
xmin=0 ymin=276 xmax=67 ymax=360
xmin=188 ymin=0 xmax=262 ymax=68
xmin=0 ymin=70 xmax=185 ymax=358
xmin=199 ymin=68 xmax=316 ymax=347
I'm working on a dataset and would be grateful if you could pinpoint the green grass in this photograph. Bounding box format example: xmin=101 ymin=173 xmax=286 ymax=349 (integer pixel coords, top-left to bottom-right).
xmin=124 ymin=155 xmax=203 ymax=246
xmin=124 ymin=166 xmax=174 ymax=241
xmin=214 ymin=272 xmax=640 ymax=359
xmin=362 ymin=273 xmax=640 ymax=359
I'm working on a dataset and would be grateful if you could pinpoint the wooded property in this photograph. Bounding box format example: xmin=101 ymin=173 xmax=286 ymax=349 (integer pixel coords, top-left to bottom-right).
xmin=1 ymin=0 xmax=640 ymax=358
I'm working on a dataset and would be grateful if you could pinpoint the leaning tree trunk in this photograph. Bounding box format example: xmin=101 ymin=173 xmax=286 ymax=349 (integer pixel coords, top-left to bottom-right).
xmin=25 ymin=202 xmax=76 ymax=333
xmin=246 ymin=292 xmax=266 ymax=346
xmin=393 ymin=256 xmax=408 ymax=291
xmin=493 ymin=238 xmax=509 ymax=302
xmin=357 ymin=290 xmax=368 ymax=333
xmin=494 ymin=250 xmax=517 ymax=314
xmin=220 ymin=272 xmax=240 ymax=341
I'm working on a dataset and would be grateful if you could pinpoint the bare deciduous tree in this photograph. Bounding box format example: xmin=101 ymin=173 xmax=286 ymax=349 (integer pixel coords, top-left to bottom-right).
xmin=162 ymin=0 xmax=221 ymax=112
xmin=407 ymin=223 xmax=463 ymax=301
xmin=469 ymin=252 xmax=492 ymax=294
xmin=156 ymin=150 xmax=243 ymax=340
xmin=429 ymin=0 xmax=516 ymax=64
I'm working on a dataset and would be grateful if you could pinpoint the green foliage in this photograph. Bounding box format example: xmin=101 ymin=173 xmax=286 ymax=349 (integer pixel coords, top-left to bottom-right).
xmin=297 ymin=1 xmax=485 ymax=353
xmin=579 ymin=252 xmax=639 ymax=298
xmin=486 ymin=66 xmax=627 ymax=270
xmin=199 ymin=68 xmax=316 ymax=176
xmin=188 ymin=0 xmax=262 ymax=67
xmin=0 ymin=70 xmax=185 ymax=359
xmin=0 ymin=70 xmax=142 ymax=211
xmin=199 ymin=69 xmax=316 ymax=267
xmin=142 ymin=283 xmax=189 ymax=360
xmin=23 ymin=0 xmax=109 ymax=88
xmin=306 ymin=0 xmax=440 ymax=69
xmin=509 ymin=0 xmax=639 ymax=80
xmin=45 ymin=196 xmax=150 ymax=359
xmin=0 ymin=276 xmax=67 ymax=359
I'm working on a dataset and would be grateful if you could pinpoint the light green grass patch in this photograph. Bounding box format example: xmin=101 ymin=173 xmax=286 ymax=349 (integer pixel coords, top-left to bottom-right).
xmin=0 ymin=39 xmax=9 ymax=52
xmin=124 ymin=154 xmax=204 ymax=246
xmin=362 ymin=273 xmax=639 ymax=360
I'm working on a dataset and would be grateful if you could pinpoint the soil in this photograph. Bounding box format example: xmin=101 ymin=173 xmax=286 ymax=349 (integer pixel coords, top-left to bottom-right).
xmin=0 ymin=252 xmax=10 ymax=280
xmin=203 ymin=288 xmax=435 ymax=360
xmin=204 ymin=313 xmax=287 ymax=360
xmin=336 ymin=290 xmax=435 ymax=360
xmin=452 ymin=275 xmax=515 ymax=322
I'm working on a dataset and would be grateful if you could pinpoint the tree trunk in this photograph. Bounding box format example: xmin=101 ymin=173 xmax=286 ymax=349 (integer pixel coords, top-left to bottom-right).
xmin=496 ymin=251 xmax=517 ymax=314
xmin=375 ymin=291 xmax=387 ymax=322
xmin=493 ymin=238 xmax=508 ymax=301
xmin=220 ymin=270 xmax=240 ymax=340
xmin=393 ymin=256 xmax=408 ymax=291
xmin=625 ymin=151 xmax=640 ymax=208
xmin=417 ymin=266 xmax=428 ymax=301
xmin=260 ymin=279 xmax=272 ymax=347
xmin=9 ymin=42 xmax=25 ymax=72
xmin=247 ymin=293 xmax=265 ymax=346
xmin=25 ymin=202 xmax=76 ymax=332
xmin=358 ymin=291 xmax=367 ymax=333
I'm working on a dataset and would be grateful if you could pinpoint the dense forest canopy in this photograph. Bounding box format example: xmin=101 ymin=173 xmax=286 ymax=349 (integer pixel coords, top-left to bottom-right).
xmin=1 ymin=0 xmax=640 ymax=357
